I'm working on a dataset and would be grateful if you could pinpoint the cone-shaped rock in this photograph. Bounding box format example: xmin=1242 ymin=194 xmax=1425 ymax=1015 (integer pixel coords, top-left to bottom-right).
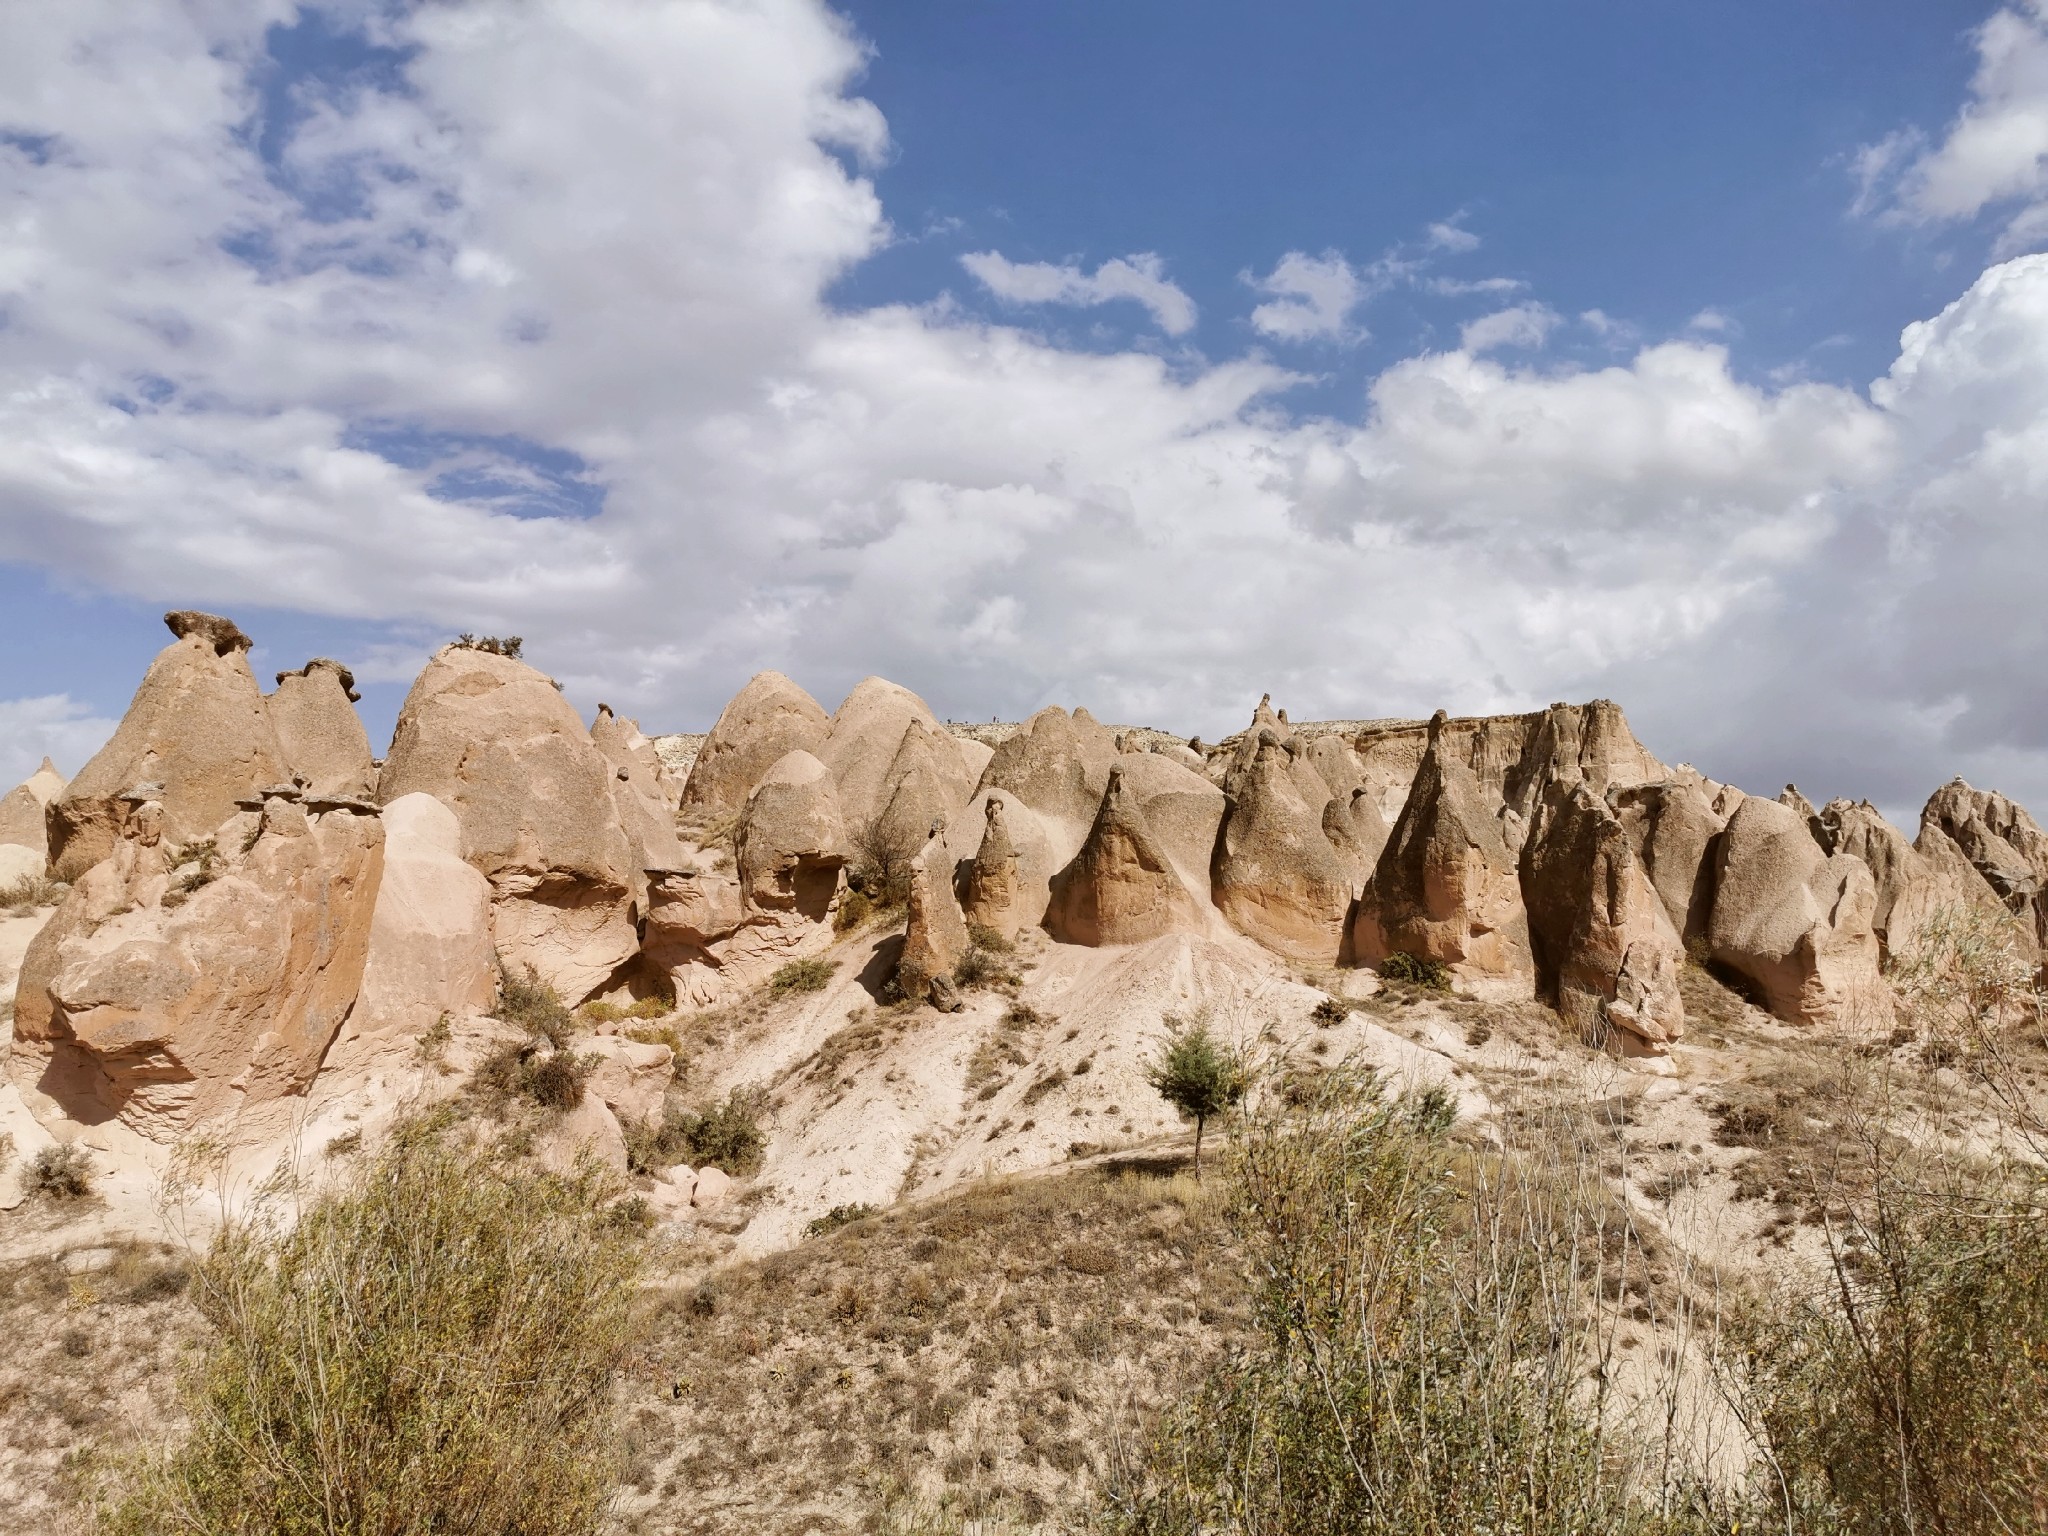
xmin=1502 ymin=699 xmax=1666 ymax=822
xmin=678 ymin=671 xmax=829 ymax=828
xmin=1045 ymin=764 xmax=1206 ymax=946
xmin=962 ymin=792 xmax=1058 ymax=941
xmin=976 ymin=705 xmax=1119 ymax=861
xmin=1522 ymin=782 xmax=1685 ymax=1055
xmin=818 ymin=677 xmax=981 ymax=837
xmin=736 ymin=750 xmax=849 ymax=921
xmin=1353 ymin=712 xmax=1533 ymax=981
xmin=268 ymin=659 xmax=375 ymax=797
xmin=11 ymin=788 xmax=384 ymax=1138
xmin=1215 ymin=738 xmax=1353 ymax=962
xmin=378 ymin=645 xmax=638 ymax=1002
xmin=1322 ymin=786 xmax=1392 ymax=886
xmin=47 ymin=611 xmax=289 ymax=882
xmin=0 ymin=758 xmax=65 ymax=874
xmin=593 ymin=703 xmax=687 ymax=883
xmin=898 ymin=832 xmax=971 ymax=1001
xmin=1821 ymin=798 xmax=1987 ymax=961
xmin=1707 ymin=796 xmax=1888 ymax=1027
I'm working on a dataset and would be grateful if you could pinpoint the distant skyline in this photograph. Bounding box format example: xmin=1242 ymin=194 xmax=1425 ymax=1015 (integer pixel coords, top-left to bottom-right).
xmin=4 ymin=0 xmax=2047 ymax=828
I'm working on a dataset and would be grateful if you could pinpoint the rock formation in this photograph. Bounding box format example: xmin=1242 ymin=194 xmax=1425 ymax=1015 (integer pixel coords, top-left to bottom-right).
xmin=1706 ymin=796 xmax=1887 ymax=1028
xmin=1353 ymin=713 xmax=1533 ymax=983
xmin=592 ymin=703 xmax=687 ymax=884
xmin=817 ymin=678 xmax=982 ymax=838
xmin=961 ymin=793 xmax=1058 ymax=941
xmin=329 ymin=792 xmax=496 ymax=1057
xmin=1918 ymin=778 xmax=2048 ymax=948
xmin=1045 ymin=765 xmax=1207 ymax=946
xmin=898 ymin=833 xmax=971 ymax=1001
xmin=1213 ymin=738 xmax=1352 ymax=961
xmin=1522 ymin=783 xmax=1685 ymax=1055
xmin=975 ymin=705 xmax=1119 ymax=860
xmin=267 ymin=659 xmax=375 ymax=798
xmin=378 ymin=644 xmax=638 ymax=1002
xmin=1819 ymin=798 xmax=1973 ymax=962
xmin=678 ymin=671 xmax=830 ymax=830
xmin=11 ymin=785 xmax=384 ymax=1137
xmin=46 ymin=611 xmax=289 ymax=882
xmin=1322 ymin=786 xmax=1393 ymax=887
xmin=736 ymin=750 xmax=850 ymax=920
xmin=1610 ymin=779 xmax=1726 ymax=942
xmin=0 ymin=758 xmax=65 ymax=883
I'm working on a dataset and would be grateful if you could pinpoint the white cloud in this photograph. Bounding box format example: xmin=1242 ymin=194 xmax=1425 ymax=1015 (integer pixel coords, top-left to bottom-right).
xmin=959 ymin=251 xmax=1197 ymax=334
xmin=0 ymin=695 xmax=119 ymax=787
xmin=1459 ymin=303 xmax=1561 ymax=353
xmin=1246 ymin=250 xmax=1374 ymax=342
xmin=1427 ymin=220 xmax=1481 ymax=253
xmin=1686 ymin=308 xmax=1739 ymax=336
xmin=4 ymin=0 xmax=2048 ymax=820
xmin=1429 ymin=275 xmax=1526 ymax=297
xmin=1860 ymin=2 xmax=2048 ymax=247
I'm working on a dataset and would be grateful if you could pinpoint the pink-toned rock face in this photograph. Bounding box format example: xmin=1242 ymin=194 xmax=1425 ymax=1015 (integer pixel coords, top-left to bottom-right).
xmin=898 ymin=832 xmax=970 ymax=1000
xmin=1354 ymin=714 xmax=1533 ymax=983
xmin=331 ymin=792 xmax=496 ymax=1055
xmin=378 ymin=645 xmax=638 ymax=1002
xmin=48 ymin=612 xmax=289 ymax=882
xmin=1214 ymin=741 xmax=1350 ymax=963
xmin=267 ymin=659 xmax=376 ymax=798
xmin=11 ymin=793 xmax=384 ymax=1139
xmin=1707 ymin=796 xmax=1889 ymax=1028
xmin=1046 ymin=766 xmax=1206 ymax=947
xmin=678 ymin=671 xmax=830 ymax=829
xmin=1522 ymin=783 xmax=1685 ymax=1055
xmin=817 ymin=677 xmax=979 ymax=837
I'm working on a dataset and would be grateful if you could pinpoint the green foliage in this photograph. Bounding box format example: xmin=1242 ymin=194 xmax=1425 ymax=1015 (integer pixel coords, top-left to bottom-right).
xmin=159 ymin=839 xmax=220 ymax=909
xmin=833 ymin=886 xmax=876 ymax=933
xmin=23 ymin=1141 xmax=94 ymax=1200
xmin=672 ymin=1089 xmax=769 ymax=1174
xmin=622 ymin=1098 xmax=693 ymax=1176
xmin=1309 ymin=995 xmax=1348 ymax=1026
xmin=97 ymin=1125 xmax=640 ymax=1535
xmin=578 ymin=995 xmax=671 ymax=1026
xmin=451 ymin=633 xmax=523 ymax=658
xmin=1104 ymin=1067 xmax=1707 ymax=1536
xmin=805 ymin=1202 xmax=881 ymax=1239
xmin=965 ymin=924 xmax=1013 ymax=954
xmin=1145 ymin=1017 xmax=1248 ymax=1171
xmin=494 ymin=964 xmax=573 ymax=1048
xmin=470 ymin=1041 xmax=591 ymax=1112
xmin=769 ymin=957 xmax=836 ymax=996
xmin=954 ymin=942 xmax=1019 ymax=991
xmin=845 ymin=817 xmax=916 ymax=912
xmin=1376 ymin=951 xmax=1451 ymax=991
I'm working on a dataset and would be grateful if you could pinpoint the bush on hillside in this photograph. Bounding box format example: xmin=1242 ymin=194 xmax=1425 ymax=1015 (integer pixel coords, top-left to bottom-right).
xmin=674 ymin=1089 xmax=768 ymax=1175
xmin=1376 ymin=951 xmax=1451 ymax=991
xmin=24 ymin=1142 xmax=94 ymax=1200
xmin=768 ymin=957 xmax=835 ymax=996
xmin=98 ymin=1124 xmax=640 ymax=1535
xmin=494 ymin=964 xmax=573 ymax=1047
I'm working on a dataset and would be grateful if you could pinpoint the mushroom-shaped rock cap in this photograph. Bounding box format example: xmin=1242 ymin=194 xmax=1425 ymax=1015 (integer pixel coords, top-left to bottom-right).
xmin=268 ymin=659 xmax=375 ymax=798
xmin=276 ymin=657 xmax=360 ymax=702
xmin=165 ymin=609 xmax=253 ymax=655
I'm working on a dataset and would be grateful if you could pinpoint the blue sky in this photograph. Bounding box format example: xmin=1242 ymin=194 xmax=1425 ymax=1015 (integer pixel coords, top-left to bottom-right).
xmin=3 ymin=0 xmax=2048 ymax=825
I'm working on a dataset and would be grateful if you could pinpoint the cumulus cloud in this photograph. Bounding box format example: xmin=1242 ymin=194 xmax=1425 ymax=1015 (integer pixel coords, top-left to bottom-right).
xmin=0 ymin=695 xmax=120 ymax=787
xmin=1427 ymin=219 xmax=1481 ymax=253
xmin=2 ymin=0 xmax=2048 ymax=822
xmin=1245 ymin=250 xmax=1375 ymax=342
xmin=959 ymin=250 xmax=1198 ymax=335
xmin=1459 ymin=303 xmax=1561 ymax=353
xmin=1858 ymin=1 xmax=2048 ymax=248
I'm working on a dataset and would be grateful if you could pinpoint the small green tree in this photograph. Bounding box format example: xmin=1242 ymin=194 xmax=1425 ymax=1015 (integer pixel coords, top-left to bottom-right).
xmin=1145 ymin=1017 xmax=1248 ymax=1175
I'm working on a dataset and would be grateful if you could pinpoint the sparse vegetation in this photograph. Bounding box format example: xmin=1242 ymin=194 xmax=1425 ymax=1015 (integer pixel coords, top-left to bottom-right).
xmin=955 ymin=940 xmax=1020 ymax=990
xmin=1309 ymin=995 xmax=1348 ymax=1026
xmin=159 ymin=838 xmax=220 ymax=909
xmin=805 ymin=1202 xmax=881 ymax=1239
xmin=96 ymin=1122 xmax=639 ymax=1535
xmin=0 ymin=871 xmax=64 ymax=912
xmin=450 ymin=633 xmax=523 ymax=658
xmin=1145 ymin=1017 xmax=1248 ymax=1175
xmin=22 ymin=1142 xmax=93 ymax=1200
xmin=768 ymin=956 xmax=836 ymax=995
xmin=1376 ymin=950 xmax=1452 ymax=991
xmin=469 ymin=1040 xmax=592 ymax=1112
xmin=845 ymin=816 xmax=918 ymax=913
xmin=579 ymin=994 xmax=672 ymax=1025
xmin=670 ymin=1088 xmax=769 ymax=1174
xmin=494 ymin=963 xmax=574 ymax=1047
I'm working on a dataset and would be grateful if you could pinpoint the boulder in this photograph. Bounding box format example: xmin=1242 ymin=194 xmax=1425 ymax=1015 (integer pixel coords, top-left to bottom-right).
xmin=1214 ymin=739 xmax=1352 ymax=962
xmin=583 ymin=1037 xmax=675 ymax=1126
xmin=736 ymin=750 xmax=849 ymax=920
xmin=642 ymin=868 xmax=747 ymax=973
xmin=1045 ymin=764 xmax=1207 ymax=946
xmin=1522 ymin=783 xmax=1685 ymax=1055
xmin=678 ymin=671 xmax=829 ymax=830
xmin=267 ymin=659 xmax=375 ymax=797
xmin=1610 ymin=779 xmax=1726 ymax=942
xmin=898 ymin=833 xmax=971 ymax=1002
xmin=692 ymin=1164 xmax=734 ymax=1208
xmin=10 ymin=788 xmax=384 ymax=1138
xmin=378 ymin=645 xmax=638 ymax=1003
xmin=330 ymin=792 xmax=496 ymax=1054
xmin=1706 ymin=796 xmax=1888 ymax=1028
xmin=592 ymin=704 xmax=687 ymax=883
xmin=1353 ymin=712 xmax=1533 ymax=983
xmin=47 ymin=611 xmax=290 ymax=882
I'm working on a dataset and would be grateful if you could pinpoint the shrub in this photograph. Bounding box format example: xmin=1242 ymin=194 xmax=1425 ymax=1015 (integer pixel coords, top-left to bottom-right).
xmin=1104 ymin=1067 xmax=1701 ymax=1536
xmin=966 ymin=924 xmax=1014 ymax=954
xmin=1310 ymin=995 xmax=1348 ymax=1027
xmin=805 ymin=1202 xmax=881 ymax=1239
xmin=844 ymin=817 xmax=917 ymax=911
xmin=1145 ymin=1017 xmax=1248 ymax=1175
xmin=769 ymin=957 xmax=836 ymax=996
xmin=954 ymin=943 xmax=1018 ymax=990
xmin=674 ymin=1089 xmax=768 ymax=1174
xmin=98 ymin=1123 xmax=640 ymax=1535
xmin=578 ymin=995 xmax=670 ymax=1026
xmin=494 ymin=964 xmax=574 ymax=1047
xmin=23 ymin=1142 xmax=93 ymax=1200
xmin=450 ymin=633 xmax=523 ymax=658
xmin=1377 ymin=951 xmax=1452 ymax=991
xmin=1 ymin=871 xmax=65 ymax=911
xmin=832 ymin=886 xmax=876 ymax=933
xmin=470 ymin=1041 xmax=591 ymax=1112
xmin=622 ymin=1099 xmax=693 ymax=1176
